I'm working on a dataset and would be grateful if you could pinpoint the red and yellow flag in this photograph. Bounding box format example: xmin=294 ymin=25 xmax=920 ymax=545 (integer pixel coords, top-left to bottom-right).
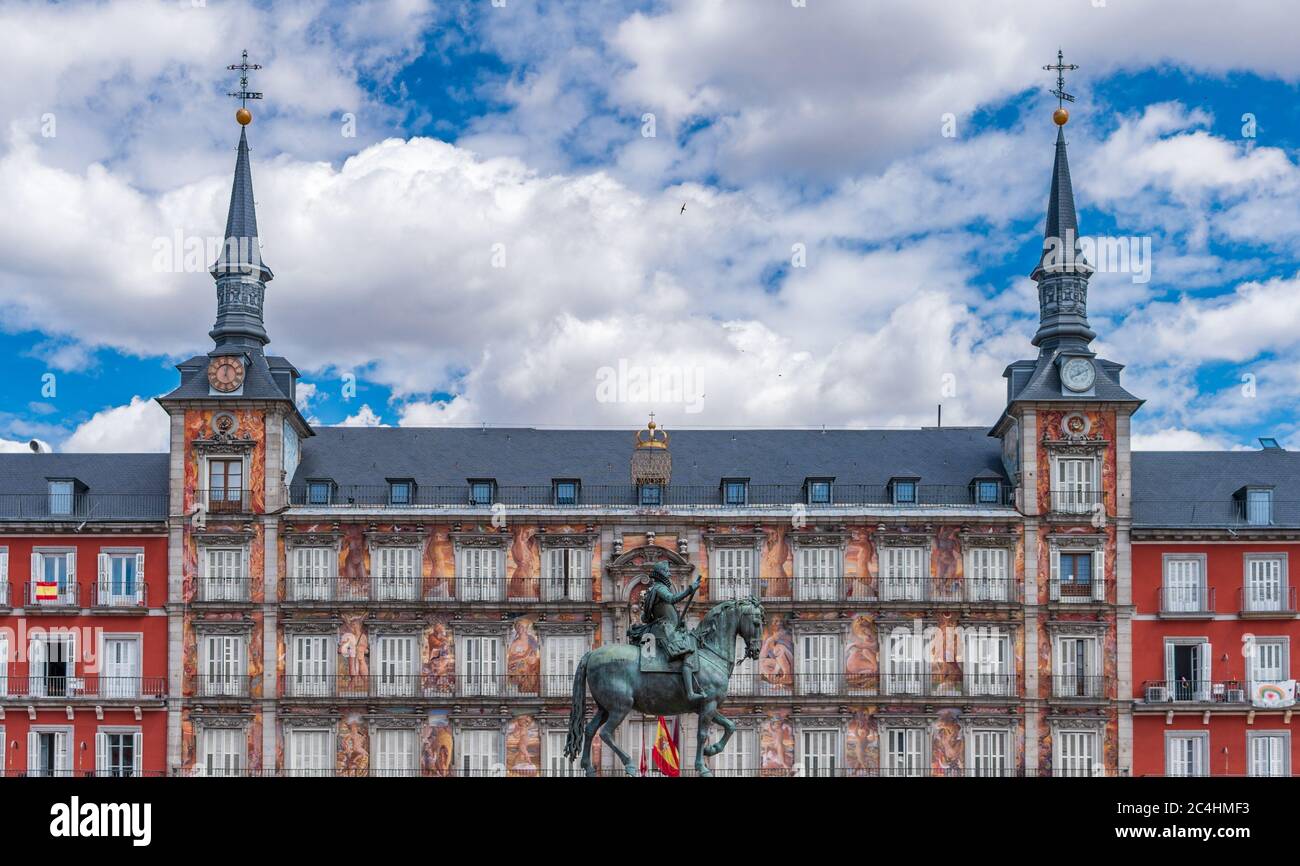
xmin=35 ymin=581 xmax=58 ymax=601
xmin=651 ymin=715 xmax=680 ymax=777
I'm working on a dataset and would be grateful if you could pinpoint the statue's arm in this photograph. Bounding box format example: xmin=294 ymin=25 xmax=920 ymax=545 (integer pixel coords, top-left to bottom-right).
xmin=667 ymin=585 xmax=693 ymax=603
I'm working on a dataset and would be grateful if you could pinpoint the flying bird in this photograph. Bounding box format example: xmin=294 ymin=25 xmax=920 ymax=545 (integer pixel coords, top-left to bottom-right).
xmin=680 ymin=202 xmax=687 ymax=214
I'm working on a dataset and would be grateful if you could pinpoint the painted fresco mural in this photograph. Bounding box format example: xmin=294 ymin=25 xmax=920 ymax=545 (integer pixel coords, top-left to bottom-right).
xmin=758 ymin=614 xmax=794 ymax=692
xmin=506 ymin=714 xmax=541 ymax=776
xmin=759 ymin=711 xmax=795 ymax=776
xmin=507 ymin=617 xmax=541 ymax=696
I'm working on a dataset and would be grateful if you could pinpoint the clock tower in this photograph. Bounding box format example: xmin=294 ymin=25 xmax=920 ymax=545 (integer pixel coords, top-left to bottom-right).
xmin=990 ymin=55 xmax=1142 ymax=778
xmin=156 ymin=54 xmax=312 ymax=774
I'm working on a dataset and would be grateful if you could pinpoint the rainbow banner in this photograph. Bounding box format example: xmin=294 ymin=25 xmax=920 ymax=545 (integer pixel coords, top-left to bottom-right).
xmin=1251 ymin=680 xmax=1296 ymax=709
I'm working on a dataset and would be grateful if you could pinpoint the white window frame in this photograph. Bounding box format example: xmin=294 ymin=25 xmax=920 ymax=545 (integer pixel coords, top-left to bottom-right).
xmin=1244 ymin=554 xmax=1288 ymax=613
xmin=289 ymin=633 xmax=334 ymax=698
xmin=882 ymin=725 xmax=928 ymax=777
xmin=1165 ymin=731 xmax=1208 ymax=778
xmin=882 ymin=628 xmax=925 ymax=695
xmin=287 ymin=727 xmax=335 ymax=777
xmin=1049 ymin=545 xmax=1105 ymax=603
xmin=1163 ymin=638 xmax=1212 ymax=702
xmin=967 ymin=727 xmax=1011 ymax=778
xmin=798 ymin=727 xmax=841 ymax=778
xmin=880 ymin=545 xmax=928 ymax=602
xmin=199 ymin=632 xmax=247 ymax=697
xmin=95 ymin=727 xmax=143 ymax=778
xmin=27 ymin=630 xmax=77 ymax=698
xmin=201 ymin=546 xmax=247 ymax=602
xmin=545 ymin=728 xmax=580 ymax=777
xmin=27 ymin=726 xmax=73 ymax=777
xmin=372 ymin=727 xmax=419 ymax=777
xmin=1051 ymin=455 xmax=1097 ymax=514
xmin=707 ymin=726 xmax=756 ymax=777
xmin=794 ymin=546 xmax=840 ymax=601
xmin=797 ymin=631 xmax=840 ymax=696
xmin=965 ymin=546 xmax=1011 ymax=602
xmin=1053 ymin=634 xmax=1101 ymax=699
xmin=30 ymin=547 xmax=76 ymax=606
xmin=542 ymin=546 xmax=590 ymax=602
xmin=1248 ymin=637 xmax=1289 ymax=688
xmin=1053 ymin=726 xmax=1101 ymax=777
xmin=457 ymin=633 xmax=502 ymax=697
xmin=543 ymin=633 xmax=586 ymax=698
xmin=1247 ymin=731 xmax=1290 ymax=777
xmin=709 ymin=547 xmax=755 ymax=601
xmin=459 ymin=728 xmax=502 ymax=777
xmin=1161 ymin=554 xmax=1207 ymax=613
xmin=200 ymin=727 xmax=246 ymax=777
xmin=204 ymin=455 xmax=247 ymax=511
xmin=372 ymin=545 xmax=420 ymax=601
xmin=374 ymin=633 xmax=419 ymax=698
xmin=456 ymin=546 xmax=505 ymax=601
xmin=99 ymin=632 xmax=141 ymax=699
xmin=97 ymin=548 xmax=145 ymax=607
xmin=288 ymin=546 xmax=335 ymax=601
xmin=964 ymin=630 xmax=1012 ymax=696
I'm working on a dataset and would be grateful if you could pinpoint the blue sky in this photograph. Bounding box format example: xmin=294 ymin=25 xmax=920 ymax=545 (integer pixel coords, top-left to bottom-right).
xmin=0 ymin=0 xmax=1298 ymax=452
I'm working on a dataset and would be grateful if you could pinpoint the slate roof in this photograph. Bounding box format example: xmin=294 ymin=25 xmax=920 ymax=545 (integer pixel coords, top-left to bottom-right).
xmin=159 ymin=351 xmax=296 ymax=403
xmin=211 ymin=126 xmax=272 ymax=281
xmin=1005 ymin=353 xmax=1142 ymax=405
xmin=292 ymin=426 xmax=1007 ymax=490
xmin=1132 ymin=450 xmax=1300 ymax=527
xmin=0 ymin=453 xmax=168 ymax=521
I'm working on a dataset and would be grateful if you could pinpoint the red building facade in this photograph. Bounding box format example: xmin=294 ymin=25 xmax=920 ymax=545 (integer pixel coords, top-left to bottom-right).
xmin=0 ymin=458 xmax=169 ymax=776
xmin=1132 ymin=449 xmax=1300 ymax=776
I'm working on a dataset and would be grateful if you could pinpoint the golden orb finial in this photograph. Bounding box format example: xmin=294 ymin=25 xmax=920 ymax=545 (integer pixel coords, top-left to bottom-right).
xmin=236 ymin=107 xmax=253 ymax=126
xmin=1053 ymin=107 xmax=1069 ymax=126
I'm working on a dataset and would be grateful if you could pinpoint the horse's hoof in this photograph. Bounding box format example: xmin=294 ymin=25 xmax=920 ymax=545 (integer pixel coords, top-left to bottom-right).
xmin=697 ymin=766 xmax=713 ymax=777
xmin=584 ymin=766 xmax=597 ymax=778
xmin=624 ymin=765 xmax=640 ymax=778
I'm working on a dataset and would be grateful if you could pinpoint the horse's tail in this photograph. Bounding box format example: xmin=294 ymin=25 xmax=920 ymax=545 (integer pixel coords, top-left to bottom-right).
xmin=562 ymin=652 xmax=590 ymax=762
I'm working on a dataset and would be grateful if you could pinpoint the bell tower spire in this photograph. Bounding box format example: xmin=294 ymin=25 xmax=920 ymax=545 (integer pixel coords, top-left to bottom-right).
xmin=210 ymin=49 xmax=272 ymax=352
xmin=1030 ymin=50 xmax=1095 ymax=352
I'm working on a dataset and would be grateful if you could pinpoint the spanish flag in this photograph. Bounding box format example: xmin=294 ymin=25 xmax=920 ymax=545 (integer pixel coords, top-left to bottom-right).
xmin=35 ymin=581 xmax=59 ymax=601
xmin=651 ymin=715 xmax=680 ymax=777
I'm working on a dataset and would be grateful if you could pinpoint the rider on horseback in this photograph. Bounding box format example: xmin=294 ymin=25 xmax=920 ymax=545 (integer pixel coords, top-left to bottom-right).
xmin=637 ymin=560 xmax=706 ymax=701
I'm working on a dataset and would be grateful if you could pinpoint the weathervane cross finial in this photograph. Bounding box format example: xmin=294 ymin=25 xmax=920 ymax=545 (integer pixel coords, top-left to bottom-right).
xmin=226 ymin=49 xmax=264 ymax=109
xmin=1044 ymin=48 xmax=1079 ymax=108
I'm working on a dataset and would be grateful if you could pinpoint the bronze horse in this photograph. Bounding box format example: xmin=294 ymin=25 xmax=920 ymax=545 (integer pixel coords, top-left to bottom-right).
xmin=564 ymin=597 xmax=765 ymax=776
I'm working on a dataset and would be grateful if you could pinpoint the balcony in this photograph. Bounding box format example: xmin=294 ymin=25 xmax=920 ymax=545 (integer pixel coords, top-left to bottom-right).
xmin=194 ymin=576 xmax=253 ymax=603
xmin=0 ymin=675 xmax=166 ymax=701
xmin=1133 ymin=498 xmax=1300 ymax=529
xmin=0 ymin=492 xmax=167 ymax=522
xmin=280 ymin=575 xmax=595 ymax=605
xmin=1139 ymin=679 xmax=1247 ymax=706
xmin=198 ymin=489 xmax=252 ymax=515
xmin=710 ymin=576 xmax=1023 ymax=605
xmin=279 ymin=673 xmax=581 ymax=701
xmin=1047 ymin=578 xmax=1105 ymax=604
xmin=90 ymin=580 xmax=149 ymax=610
xmin=0 ymin=582 xmax=8 ymax=609
xmin=1046 ymin=675 xmax=1111 ymax=702
xmin=1048 ymin=489 xmax=1104 ymax=517
xmin=288 ymin=482 xmax=1014 ymax=510
xmin=194 ymin=675 xmax=253 ymax=700
xmin=1239 ymin=587 xmax=1298 ymax=618
xmin=1158 ymin=585 xmax=1215 ymax=618
xmin=23 ymin=582 xmax=79 ymax=609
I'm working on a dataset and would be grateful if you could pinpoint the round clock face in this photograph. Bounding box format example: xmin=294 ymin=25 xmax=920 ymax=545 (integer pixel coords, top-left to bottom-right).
xmin=207 ymin=356 xmax=245 ymax=393
xmin=1061 ymin=357 xmax=1096 ymax=392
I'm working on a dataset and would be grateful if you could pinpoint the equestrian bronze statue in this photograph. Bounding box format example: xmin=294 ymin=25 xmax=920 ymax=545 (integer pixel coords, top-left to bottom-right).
xmin=564 ymin=561 xmax=765 ymax=776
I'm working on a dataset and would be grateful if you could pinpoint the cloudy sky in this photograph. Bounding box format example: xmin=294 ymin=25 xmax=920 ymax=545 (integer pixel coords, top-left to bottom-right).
xmin=0 ymin=0 xmax=1297 ymax=453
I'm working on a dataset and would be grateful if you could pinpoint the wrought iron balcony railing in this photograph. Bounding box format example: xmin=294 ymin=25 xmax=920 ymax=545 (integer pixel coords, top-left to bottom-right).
xmin=1046 ymin=675 xmax=1111 ymax=701
xmin=1048 ymin=489 xmax=1104 ymax=515
xmin=1047 ymin=578 xmax=1106 ymax=603
xmin=709 ymin=576 xmax=1024 ymax=604
xmin=0 ymin=493 xmax=168 ymax=522
xmin=24 ymin=582 xmax=79 ymax=607
xmin=281 ymin=575 xmax=595 ymax=604
xmin=1133 ymin=499 xmax=1300 ymax=528
xmin=171 ymin=765 xmax=1128 ymax=779
xmin=196 ymin=489 xmax=253 ymax=514
xmin=289 ymin=482 xmax=1014 ymax=509
xmin=1239 ymin=586 xmax=1298 ymax=616
xmin=193 ymin=675 xmax=253 ymax=699
xmin=194 ymin=576 xmax=253 ymax=603
xmin=1140 ymin=679 xmax=1248 ymax=704
xmin=1158 ymin=584 xmax=1214 ymax=616
xmin=0 ymin=675 xmax=166 ymax=700
xmin=90 ymin=580 xmax=149 ymax=609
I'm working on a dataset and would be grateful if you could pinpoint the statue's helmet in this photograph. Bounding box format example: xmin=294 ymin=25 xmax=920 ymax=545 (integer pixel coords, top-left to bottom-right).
xmin=650 ymin=561 xmax=673 ymax=583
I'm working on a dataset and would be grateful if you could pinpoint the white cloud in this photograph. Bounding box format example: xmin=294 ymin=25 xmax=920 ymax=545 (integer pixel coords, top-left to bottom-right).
xmin=340 ymin=404 xmax=386 ymax=427
xmin=62 ymin=396 xmax=169 ymax=453
xmin=1131 ymin=427 xmax=1234 ymax=451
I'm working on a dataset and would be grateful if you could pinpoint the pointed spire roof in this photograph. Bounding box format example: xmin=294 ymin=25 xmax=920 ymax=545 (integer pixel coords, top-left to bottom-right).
xmin=210 ymin=126 xmax=272 ymax=282
xmin=1032 ymin=125 xmax=1090 ymax=279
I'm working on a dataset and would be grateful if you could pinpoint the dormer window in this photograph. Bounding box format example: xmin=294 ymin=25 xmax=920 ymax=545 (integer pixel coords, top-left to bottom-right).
xmin=306 ymin=480 xmax=333 ymax=506
xmin=805 ymin=478 xmax=833 ymax=506
xmin=469 ymin=479 xmax=496 ymax=507
xmin=638 ymin=484 xmax=663 ymax=507
xmin=1243 ymin=487 xmax=1274 ymax=526
xmin=974 ymin=480 xmax=1002 ymax=505
xmin=553 ymin=479 xmax=580 ymax=506
xmin=388 ymin=480 xmax=414 ymax=506
xmin=722 ymin=479 xmax=749 ymax=506
xmin=890 ymin=477 xmax=919 ymax=505
xmin=47 ymin=480 xmax=76 ymax=516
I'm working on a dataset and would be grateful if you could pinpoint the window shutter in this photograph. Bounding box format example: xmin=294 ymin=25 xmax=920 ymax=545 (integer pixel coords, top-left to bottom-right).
xmin=1049 ymin=549 xmax=1060 ymax=585
xmin=97 ymin=553 xmax=108 ymax=594
xmin=133 ymin=731 xmax=142 ymax=776
xmin=30 ymin=552 xmax=39 ymax=584
xmin=26 ymin=731 xmax=38 ymax=776
xmin=0 ymin=548 xmax=6 ymax=582
xmin=1092 ymin=549 xmax=1105 ymax=601
xmin=1163 ymin=642 xmax=1175 ymax=684
xmin=135 ymin=552 xmax=145 ymax=597
xmin=95 ymin=732 xmax=108 ymax=777
xmin=1199 ymin=643 xmax=1212 ymax=690
xmin=67 ymin=550 xmax=76 ymax=582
